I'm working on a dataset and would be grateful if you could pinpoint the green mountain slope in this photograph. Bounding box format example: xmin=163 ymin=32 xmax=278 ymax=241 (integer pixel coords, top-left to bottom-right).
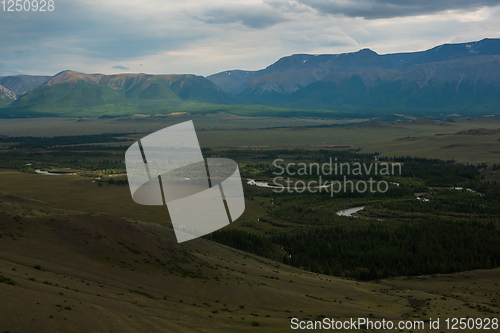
xmin=0 ymin=71 xmax=231 ymax=117
xmin=285 ymin=55 xmax=500 ymax=113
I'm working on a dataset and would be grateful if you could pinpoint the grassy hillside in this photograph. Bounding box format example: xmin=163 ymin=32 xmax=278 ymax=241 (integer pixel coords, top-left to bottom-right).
xmin=0 ymin=169 xmax=499 ymax=331
xmin=0 ymin=193 xmax=410 ymax=332
xmin=0 ymin=98 xmax=13 ymax=108
xmin=0 ymin=72 xmax=233 ymax=118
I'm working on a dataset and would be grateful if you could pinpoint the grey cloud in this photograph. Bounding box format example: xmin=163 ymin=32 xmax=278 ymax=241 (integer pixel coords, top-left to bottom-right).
xmin=0 ymin=1 xmax=206 ymax=67
xmin=113 ymin=65 xmax=130 ymax=70
xmin=296 ymin=0 xmax=500 ymax=19
xmin=0 ymin=63 xmax=21 ymax=76
xmin=265 ymin=0 xmax=314 ymax=13
xmin=1 ymin=0 xmax=499 ymax=77
xmin=194 ymin=6 xmax=288 ymax=29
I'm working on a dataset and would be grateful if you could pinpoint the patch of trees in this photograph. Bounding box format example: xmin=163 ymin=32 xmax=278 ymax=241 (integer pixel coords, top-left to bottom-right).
xmin=0 ymin=133 xmax=132 ymax=149
xmin=274 ymin=219 xmax=500 ymax=280
xmin=0 ymin=151 xmax=126 ymax=173
xmin=379 ymin=190 xmax=500 ymax=215
xmin=222 ymin=149 xmax=377 ymax=162
xmin=379 ymin=156 xmax=479 ymax=186
xmin=207 ymin=219 xmax=500 ymax=281
xmin=107 ymin=178 xmax=128 ymax=186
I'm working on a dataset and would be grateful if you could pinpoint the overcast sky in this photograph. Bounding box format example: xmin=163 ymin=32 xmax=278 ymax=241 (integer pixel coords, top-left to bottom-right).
xmin=1 ymin=0 xmax=499 ymax=77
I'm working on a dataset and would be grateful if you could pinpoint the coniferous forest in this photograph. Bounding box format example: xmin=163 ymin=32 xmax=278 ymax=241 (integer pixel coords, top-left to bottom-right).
xmin=206 ymin=150 xmax=500 ymax=281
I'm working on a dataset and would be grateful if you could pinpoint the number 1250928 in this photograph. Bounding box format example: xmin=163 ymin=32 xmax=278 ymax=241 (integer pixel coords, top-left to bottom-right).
xmin=2 ymin=0 xmax=54 ymax=12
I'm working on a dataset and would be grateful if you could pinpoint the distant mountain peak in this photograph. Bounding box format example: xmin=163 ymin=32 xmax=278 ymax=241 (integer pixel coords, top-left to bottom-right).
xmin=0 ymin=75 xmax=51 ymax=97
xmin=356 ymin=48 xmax=378 ymax=55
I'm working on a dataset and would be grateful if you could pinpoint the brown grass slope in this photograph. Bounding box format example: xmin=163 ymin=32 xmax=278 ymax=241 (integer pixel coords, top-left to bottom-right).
xmin=0 ymin=194 xmax=499 ymax=332
xmin=0 ymin=193 xmax=405 ymax=332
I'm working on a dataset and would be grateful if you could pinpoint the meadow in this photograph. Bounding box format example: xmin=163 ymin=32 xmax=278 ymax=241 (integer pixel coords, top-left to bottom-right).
xmin=1 ymin=114 xmax=500 ymax=163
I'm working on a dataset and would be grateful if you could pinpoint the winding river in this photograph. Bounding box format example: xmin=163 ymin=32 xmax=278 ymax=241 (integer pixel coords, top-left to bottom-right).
xmin=336 ymin=206 xmax=365 ymax=217
xmin=35 ymin=169 xmax=77 ymax=176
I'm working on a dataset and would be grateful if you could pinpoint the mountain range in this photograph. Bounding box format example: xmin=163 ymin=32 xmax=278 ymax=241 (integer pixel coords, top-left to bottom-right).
xmin=0 ymin=71 xmax=230 ymax=117
xmin=208 ymin=38 xmax=500 ymax=95
xmin=1 ymin=38 xmax=499 ymax=117
xmin=207 ymin=38 xmax=500 ymax=113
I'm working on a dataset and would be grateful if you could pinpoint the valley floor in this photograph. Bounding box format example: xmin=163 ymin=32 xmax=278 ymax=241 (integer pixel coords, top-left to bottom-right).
xmin=1 ymin=115 xmax=500 ymax=332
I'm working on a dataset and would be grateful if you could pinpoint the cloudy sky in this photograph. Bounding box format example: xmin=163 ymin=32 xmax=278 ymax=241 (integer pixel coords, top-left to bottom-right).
xmin=1 ymin=0 xmax=499 ymax=77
